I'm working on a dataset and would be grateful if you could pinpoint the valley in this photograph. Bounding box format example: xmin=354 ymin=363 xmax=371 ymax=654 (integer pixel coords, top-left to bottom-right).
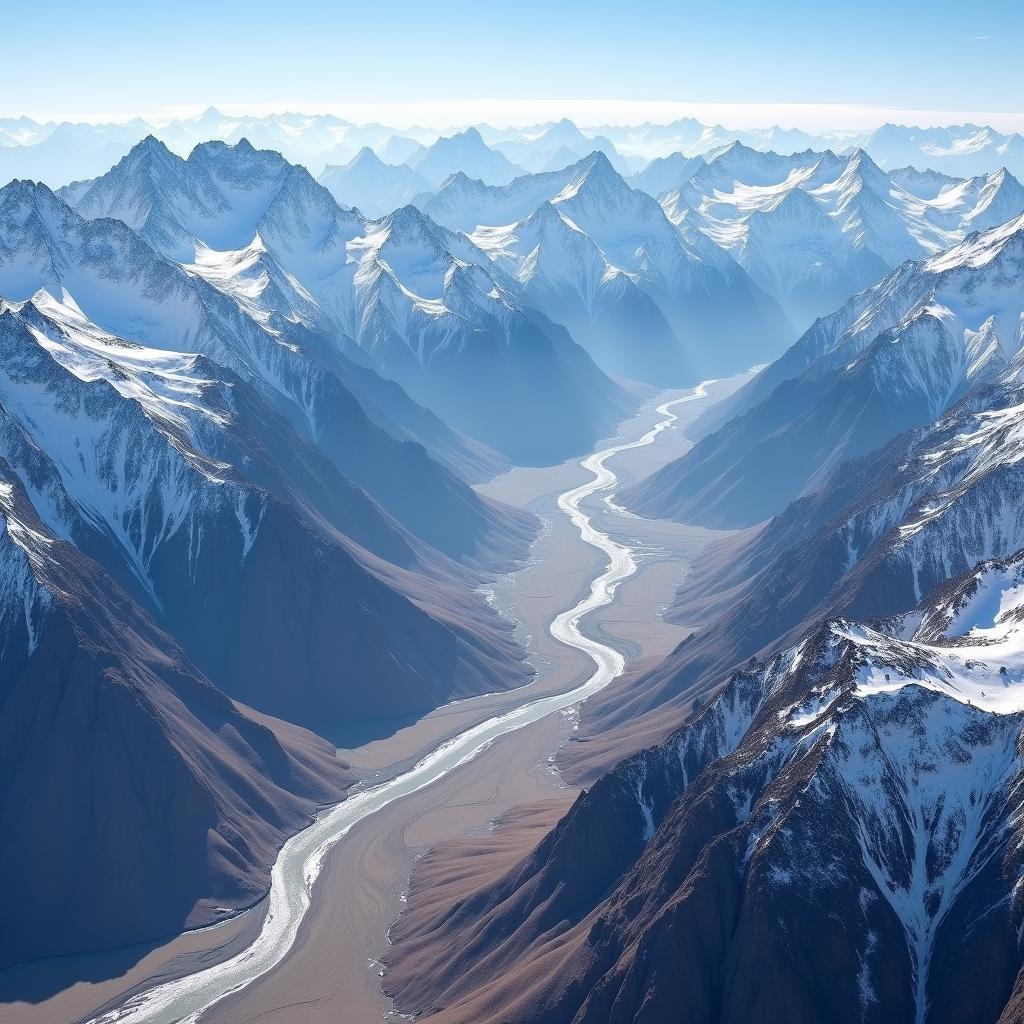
xmin=4 ymin=51 xmax=1024 ymax=1020
xmin=1 ymin=381 xmax=732 ymax=1024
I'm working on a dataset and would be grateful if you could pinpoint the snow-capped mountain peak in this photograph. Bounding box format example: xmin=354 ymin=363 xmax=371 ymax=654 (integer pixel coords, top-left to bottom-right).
xmin=925 ymin=211 xmax=1024 ymax=273
xmin=533 ymin=117 xmax=587 ymax=147
xmin=407 ymin=127 xmax=524 ymax=187
xmin=344 ymin=145 xmax=386 ymax=171
xmin=550 ymin=150 xmax=624 ymax=205
xmin=353 ymin=204 xmax=458 ymax=300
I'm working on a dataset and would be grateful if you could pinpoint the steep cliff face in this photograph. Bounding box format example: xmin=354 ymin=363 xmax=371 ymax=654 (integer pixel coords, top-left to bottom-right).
xmin=583 ymin=347 xmax=1024 ymax=751
xmin=0 ymin=469 xmax=353 ymax=969
xmin=386 ymin=552 xmax=1024 ymax=1024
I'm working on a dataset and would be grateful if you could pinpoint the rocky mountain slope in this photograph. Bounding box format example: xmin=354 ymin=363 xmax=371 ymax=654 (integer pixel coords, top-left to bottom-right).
xmin=627 ymin=212 xmax=1024 ymax=529
xmin=599 ymin=347 xmax=1024 ymax=752
xmin=0 ymin=466 xmax=352 ymax=968
xmin=386 ymin=549 xmax=1024 ymax=1024
xmin=0 ymin=290 xmax=532 ymax=733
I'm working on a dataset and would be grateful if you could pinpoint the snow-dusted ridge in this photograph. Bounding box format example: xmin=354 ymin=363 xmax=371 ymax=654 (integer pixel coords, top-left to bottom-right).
xmin=629 ymin=205 xmax=1024 ymax=531
xmin=677 ymin=556 xmax=1024 ymax=1019
xmin=434 ymin=545 xmax=1024 ymax=1024
xmin=658 ymin=143 xmax=1024 ymax=329
xmin=0 ymin=291 xmax=263 ymax=601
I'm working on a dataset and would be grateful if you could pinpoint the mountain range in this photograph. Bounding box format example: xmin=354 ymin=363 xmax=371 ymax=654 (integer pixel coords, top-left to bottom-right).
xmin=9 ymin=115 xmax=1024 ymax=377
xmin=417 ymin=151 xmax=793 ymax=383
xmin=60 ymin=136 xmax=629 ymax=464
xmin=658 ymin=143 xmax=1024 ymax=328
xmin=318 ymin=138 xmax=1024 ymax=349
xmin=6 ymin=105 xmax=1024 ymax=1024
xmin=8 ymin=111 xmax=1024 ymax=190
xmin=379 ymin=180 xmax=1024 ymax=1024
xmin=628 ymin=210 xmax=1024 ymax=528
xmin=0 ymin=144 xmax=578 ymax=965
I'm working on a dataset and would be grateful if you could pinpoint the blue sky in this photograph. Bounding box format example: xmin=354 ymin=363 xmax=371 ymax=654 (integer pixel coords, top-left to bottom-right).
xmin=4 ymin=0 xmax=1023 ymax=126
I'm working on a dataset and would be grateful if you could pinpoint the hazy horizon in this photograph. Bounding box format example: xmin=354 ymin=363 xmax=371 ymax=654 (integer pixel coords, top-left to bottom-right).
xmin=5 ymin=0 xmax=1022 ymax=128
xmin=5 ymin=101 xmax=1024 ymax=134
